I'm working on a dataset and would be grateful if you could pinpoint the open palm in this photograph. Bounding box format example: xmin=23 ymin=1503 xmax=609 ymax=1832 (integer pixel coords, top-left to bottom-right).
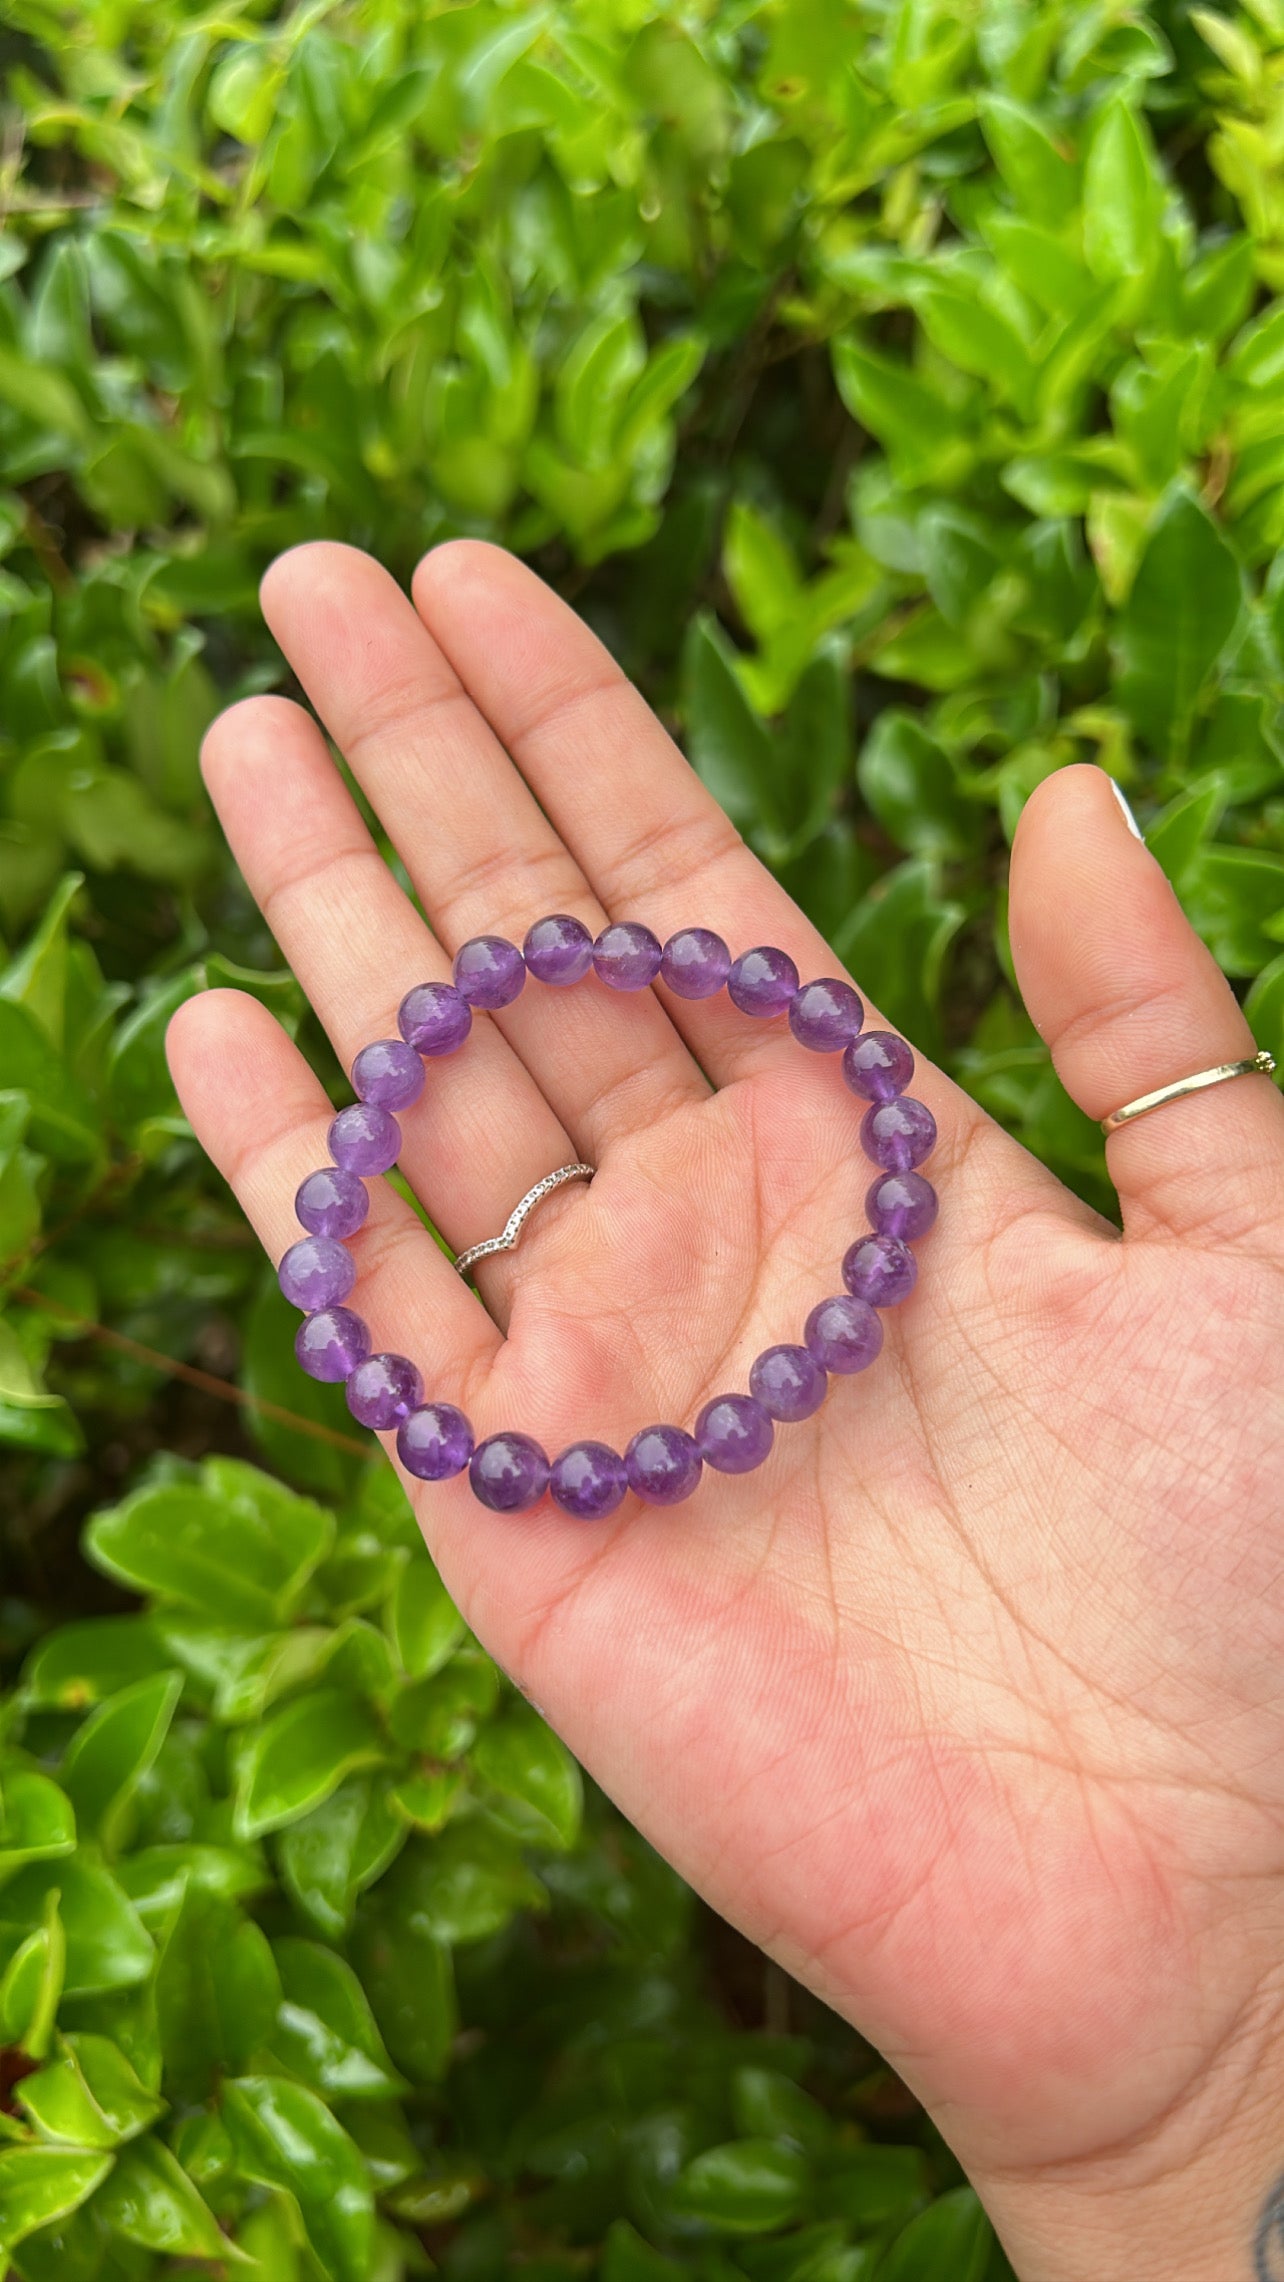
xmin=169 ymin=541 xmax=1284 ymax=2281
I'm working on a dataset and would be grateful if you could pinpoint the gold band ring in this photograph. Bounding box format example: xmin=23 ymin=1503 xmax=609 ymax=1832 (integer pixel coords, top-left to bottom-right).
xmin=1101 ymin=1049 xmax=1276 ymax=1136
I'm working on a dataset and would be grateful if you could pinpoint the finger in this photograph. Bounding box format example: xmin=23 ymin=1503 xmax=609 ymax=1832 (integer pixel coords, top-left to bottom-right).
xmin=410 ymin=540 xmax=849 ymax=1092
xmin=200 ymin=693 xmax=580 ymax=1280
xmin=166 ymin=990 xmax=498 ymax=1404
xmin=1009 ymin=763 xmax=1284 ymax=1249
xmin=258 ymin=542 xmax=708 ymax=1155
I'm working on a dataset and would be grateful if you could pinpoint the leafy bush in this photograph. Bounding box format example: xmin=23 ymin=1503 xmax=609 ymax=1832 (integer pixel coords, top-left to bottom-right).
xmin=3 ymin=0 xmax=1284 ymax=2273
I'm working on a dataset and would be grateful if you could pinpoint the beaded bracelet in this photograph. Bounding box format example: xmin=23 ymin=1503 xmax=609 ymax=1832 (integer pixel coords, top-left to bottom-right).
xmin=277 ymin=917 xmax=938 ymax=1519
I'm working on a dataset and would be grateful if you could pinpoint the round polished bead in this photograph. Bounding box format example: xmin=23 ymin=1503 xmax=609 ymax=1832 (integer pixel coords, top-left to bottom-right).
xmin=295 ymin=1166 xmax=369 ymax=1241
xmin=593 ymin=921 xmax=663 ymax=991
xmin=695 ymin=1393 xmax=774 ymax=1473
xmin=866 ymin=1171 xmax=938 ymax=1242
xmin=843 ymin=1030 xmax=915 ymax=1103
xmin=789 ymin=978 xmax=864 ymax=1053
xmin=469 ymin=1431 xmax=550 ymax=1512
xmin=861 ymin=1096 xmax=937 ymax=1173
xmin=453 ymin=935 xmax=526 ymax=1009
xmin=842 ymin=1233 xmax=917 ymax=1308
xmin=295 ymin=1306 xmax=370 ymax=1383
xmin=660 ymin=927 xmax=731 ymax=1000
xmin=398 ymin=980 xmax=472 ymax=1057
xmin=727 ymin=946 xmax=799 ymax=1018
xmin=624 ymin=1423 xmax=703 ymax=1506
xmin=278 ymin=1236 xmax=355 ymax=1312
xmin=749 ymin=1343 xmax=827 ymax=1423
xmin=352 ymin=1038 xmax=425 ymax=1112
xmin=550 ymin=1440 xmax=628 ymax=1520
xmin=347 ymin=1352 xmax=423 ymax=1430
xmin=329 ymin=1102 xmax=400 ymax=1175
xmin=804 ymin=1294 xmax=883 ymax=1375
xmin=397 ymin=1402 xmax=474 ymax=1481
xmin=524 ymin=913 xmax=594 ymax=986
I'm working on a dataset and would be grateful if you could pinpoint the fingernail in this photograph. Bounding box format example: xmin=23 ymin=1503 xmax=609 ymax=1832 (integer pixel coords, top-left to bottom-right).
xmin=1109 ymin=779 xmax=1145 ymax=842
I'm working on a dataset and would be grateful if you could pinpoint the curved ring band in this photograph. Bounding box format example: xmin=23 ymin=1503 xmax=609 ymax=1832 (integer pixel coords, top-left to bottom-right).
xmin=455 ymin=1163 xmax=595 ymax=1280
xmin=1101 ymin=1048 xmax=1276 ymax=1136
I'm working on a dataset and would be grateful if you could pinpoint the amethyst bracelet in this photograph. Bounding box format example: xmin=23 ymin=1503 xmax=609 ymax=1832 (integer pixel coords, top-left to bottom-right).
xmin=278 ymin=918 xmax=938 ymax=1521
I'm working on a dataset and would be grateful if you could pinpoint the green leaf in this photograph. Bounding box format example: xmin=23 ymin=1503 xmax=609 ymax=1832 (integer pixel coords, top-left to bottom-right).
xmin=223 ymin=2076 xmax=376 ymax=2282
xmin=18 ymin=2033 xmax=163 ymax=2149
xmin=1082 ymin=98 xmax=1160 ymax=280
xmin=59 ymin=1672 xmax=182 ymax=1852
xmin=857 ymin=712 xmax=979 ymax=861
xmin=368 ymin=1822 xmax=544 ymax=1948
xmin=155 ymin=1884 xmax=281 ymax=2103
xmin=877 ymin=2186 xmax=994 ymax=2281
xmin=978 ymin=93 xmax=1078 ymax=225
xmin=22 ymin=1619 xmax=167 ymax=1713
xmin=0 ymin=1772 xmax=75 ymax=1888
xmin=472 ymin=1707 xmax=583 ymax=1851
xmin=731 ymin=2069 xmax=830 ymax=2150
xmin=233 ymin=1688 xmax=387 ymax=1841
xmin=1143 ymin=779 xmax=1225 ymax=886
xmin=0 ymin=2149 xmax=112 ymax=2261
xmin=0 ymin=1859 xmax=152 ymax=1999
xmin=270 ymin=1937 xmax=404 ymax=2100
xmin=681 ymin=615 xmax=781 ymax=840
xmin=351 ymin=1881 xmax=456 ymax=2087
xmin=93 ymin=2135 xmax=244 ymax=2261
xmin=276 ymin=1775 xmax=406 ymax=1942
xmin=85 ymin=1466 xmax=334 ymax=1630
xmin=385 ymin=1556 xmax=465 ymax=1682
xmin=0 ymin=1894 xmax=63 ymax=2057
xmin=0 ymin=874 xmax=83 ymax=1051
xmin=1115 ymin=489 xmax=1243 ymax=749
xmin=670 ymin=2140 xmax=809 ymax=2235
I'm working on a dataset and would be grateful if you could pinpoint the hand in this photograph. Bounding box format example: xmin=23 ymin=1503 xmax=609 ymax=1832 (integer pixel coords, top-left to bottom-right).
xmin=168 ymin=541 xmax=1284 ymax=2282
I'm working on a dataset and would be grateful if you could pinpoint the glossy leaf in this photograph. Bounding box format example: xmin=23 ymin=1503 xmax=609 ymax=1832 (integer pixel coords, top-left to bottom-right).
xmin=85 ymin=1466 xmax=334 ymax=1630
xmin=59 ymin=1672 xmax=182 ymax=1851
xmin=270 ymin=1936 xmax=404 ymax=2100
xmin=0 ymin=2148 xmax=112 ymax=2260
xmin=472 ymin=1707 xmax=584 ymax=1850
xmin=232 ymin=1688 xmax=387 ymax=1840
xmin=670 ymin=2139 xmax=810 ymax=2234
xmin=385 ymin=1556 xmax=465 ymax=1682
xmin=93 ymin=2134 xmax=243 ymax=2260
xmin=1115 ymin=490 xmax=1244 ymax=748
xmin=223 ymin=2075 xmax=376 ymax=2282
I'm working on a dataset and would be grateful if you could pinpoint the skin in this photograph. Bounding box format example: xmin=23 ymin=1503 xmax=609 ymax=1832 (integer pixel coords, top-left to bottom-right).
xmin=168 ymin=540 xmax=1284 ymax=2280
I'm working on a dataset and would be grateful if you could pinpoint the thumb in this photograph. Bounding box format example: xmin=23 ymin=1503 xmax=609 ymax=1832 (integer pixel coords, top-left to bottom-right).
xmin=1009 ymin=764 xmax=1284 ymax=1250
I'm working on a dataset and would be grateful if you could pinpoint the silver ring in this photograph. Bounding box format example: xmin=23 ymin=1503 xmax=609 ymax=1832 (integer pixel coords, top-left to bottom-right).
xmin=1101 ymin=1049 xmax=1276 ymax=1135
xmin=454 ymin=1163 xmax=595 ymax=1279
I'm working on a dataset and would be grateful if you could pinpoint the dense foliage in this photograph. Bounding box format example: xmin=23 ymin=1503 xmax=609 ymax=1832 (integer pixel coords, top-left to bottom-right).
xmin=2 ymin=0 xmax=1284 ymax=2273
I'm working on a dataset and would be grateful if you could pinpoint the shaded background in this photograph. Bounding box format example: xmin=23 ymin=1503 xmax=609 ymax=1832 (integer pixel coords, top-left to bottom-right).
xmin=0 ymin=1 xmax=1282 ymax=2275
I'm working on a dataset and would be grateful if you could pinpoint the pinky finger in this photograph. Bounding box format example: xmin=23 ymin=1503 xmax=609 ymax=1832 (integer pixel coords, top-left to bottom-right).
xmin=166 ymin=990 xmax=501 ymax=1416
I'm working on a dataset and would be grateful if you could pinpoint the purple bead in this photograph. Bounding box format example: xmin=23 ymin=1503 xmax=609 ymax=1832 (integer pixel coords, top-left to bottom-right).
xmin=660 ymin=928 xmax=731 ymax=1000
xmin=842 ymin=1234 xmax=917 ymax=1308
xmin=329 ymin=1102 xmax=400 ymax=1175
xmin=843 ymin=1031 xmax=915 ymax=1104
xmin=453 ymin=935 xmax=526 ymax=1009
xmin=347 ymin=1352 xmax=423 ymax=1430
xmin=804 ymin=1294 xmax=884 ymax=1375
xmin=749 ymin=1344 xmax=827 ymax=1423
xmin=866 ymin=1171 xmax=938 ymax=1242
xmin=398 ymin=981 xmax=472 ymax=1057
xmin=352 ymin=1039 xmax=425 ymax=1112
xmin=788 ymin=978 xmax=864 ymax=1053
xmin=295 ymin=1307 xmax=370 ymax=1383
xmin=295 ymin=1167 xmax=369 ymax=1241
xmin=695 ymin=1393 xmax=774 ymax=1474
xmin=861 ymin=1097 xmax=937 ymax=1173
xmin=593 ymin=921 xmax=663 ymax=991
xmin=469 ymin=1432 xmax=549 ymax=1513
xmin=624 ymin=1424 xmax=703 ymax=1507
xmin=397 ymin=1403 xmax=474 ymax=1481
xmin=727 ymin=946 xmax=799 ymax=1018
xmin=278 ymin=1236 xmax=355 ymax=1312
xmin=524 ymin=914 xmax=594 ymax=986
xmin=550 ymin=1440 xmax=628 ymax=1520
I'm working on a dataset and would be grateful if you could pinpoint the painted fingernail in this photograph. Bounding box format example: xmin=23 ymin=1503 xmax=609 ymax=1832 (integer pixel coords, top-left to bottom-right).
xmin=1109 ymin=779 xmax=1145 ymax=842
